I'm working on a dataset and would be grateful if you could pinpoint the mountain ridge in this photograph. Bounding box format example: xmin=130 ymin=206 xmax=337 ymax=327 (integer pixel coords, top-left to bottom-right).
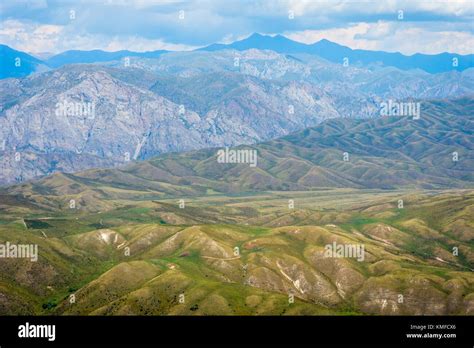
xmin=200 ymin=33 xmax=474 ymax=73
xmin=46 ymin=49 xmax=169 ymax=68
xmin=2 ymin=32 xmax=473 ymax=79
xmin=0 ymin=45 xmax=49 ymax=79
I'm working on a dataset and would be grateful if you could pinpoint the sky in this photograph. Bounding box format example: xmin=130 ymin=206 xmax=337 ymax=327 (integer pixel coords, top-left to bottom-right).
xmin=0 ymin=0 xmax=473 ymax=55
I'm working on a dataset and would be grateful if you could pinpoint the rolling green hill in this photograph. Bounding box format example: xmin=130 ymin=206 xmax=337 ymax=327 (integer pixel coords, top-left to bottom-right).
xmin=0 ymin=189 xmax=473 ymax=315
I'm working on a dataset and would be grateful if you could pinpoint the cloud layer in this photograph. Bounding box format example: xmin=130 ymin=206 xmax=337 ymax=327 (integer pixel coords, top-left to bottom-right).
xmin=1 ymin=0 xmax=473 ymax=54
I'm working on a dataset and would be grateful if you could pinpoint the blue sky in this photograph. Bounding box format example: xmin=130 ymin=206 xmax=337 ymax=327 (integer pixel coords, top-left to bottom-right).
xmin=0 ymin=0 xmax=473 ymax=55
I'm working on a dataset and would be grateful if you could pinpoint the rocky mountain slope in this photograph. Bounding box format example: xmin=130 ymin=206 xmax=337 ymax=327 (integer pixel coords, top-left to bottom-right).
xmin=5 ymin=98 xmax=472 ymax=210
xmin=0 ymin=63 xmax=348 ymax=186
xmin=0 ymin=47 xmax=472 ymax=186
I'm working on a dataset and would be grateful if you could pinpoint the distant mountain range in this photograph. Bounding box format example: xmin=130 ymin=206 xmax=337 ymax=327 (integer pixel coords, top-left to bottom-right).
xmin=0 ymin=45 xmax=49 ymax=79
xmin=1 ymin=33 xmax=473 ymax=79
xmin=1 ymin=45 xmax=474 ymax=186
xmin=0 ymin=44 xmax=168 ymax=78
xmin=45 ymin=49 xmax=168 ymax=68
xmin=0 ymin=35 xmax=472 ymax=186
xmin=201 ymin=33 xmax=474 ymax=74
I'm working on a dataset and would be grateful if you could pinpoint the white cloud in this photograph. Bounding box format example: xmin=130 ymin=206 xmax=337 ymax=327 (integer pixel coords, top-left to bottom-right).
xmin=0 ymin=20 xmax=63 ymax=53
xmin=286 ymin=0 xmax=474 ymax=17
xmin=0 ymin=19 xmax=195 ymax=53
xmin=285 ymin=23 xmax=379 ymax=50
xmin=285 ymin=21 xmax=474 ymax=55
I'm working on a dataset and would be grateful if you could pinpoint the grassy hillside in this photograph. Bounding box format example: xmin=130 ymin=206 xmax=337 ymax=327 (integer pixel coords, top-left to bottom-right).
xmin=0 ymin=189 xmax=473 ymax=315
